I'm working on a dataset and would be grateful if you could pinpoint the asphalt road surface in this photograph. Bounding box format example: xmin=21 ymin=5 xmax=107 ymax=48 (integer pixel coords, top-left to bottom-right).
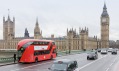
xmin=0 ymin=51 xmax=119 ymax=71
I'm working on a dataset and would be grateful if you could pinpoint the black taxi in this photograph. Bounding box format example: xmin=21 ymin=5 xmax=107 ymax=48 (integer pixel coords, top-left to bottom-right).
xmin=48 ymin=59 xmax=79 ymax=71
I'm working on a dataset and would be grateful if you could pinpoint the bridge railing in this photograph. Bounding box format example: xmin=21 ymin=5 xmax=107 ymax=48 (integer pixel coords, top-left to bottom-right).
xmin=0 ymin=57 xmax=14 ymax=63
xmin=57 ymin=50 xmax=85 ymax=56
xmin=0 ymin=50 xmax=92 ymax=63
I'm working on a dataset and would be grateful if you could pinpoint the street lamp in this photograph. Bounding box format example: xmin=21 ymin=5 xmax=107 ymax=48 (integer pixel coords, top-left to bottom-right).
xmin=69 ymin=43 xmax=71 ymax=54
xmin=97 ymin=38 xmax=99 ymax=49
xmin=69 ymin=47 xmax=70 ymax=54
xmin=68 ymin=37 xmax=72 ymax=54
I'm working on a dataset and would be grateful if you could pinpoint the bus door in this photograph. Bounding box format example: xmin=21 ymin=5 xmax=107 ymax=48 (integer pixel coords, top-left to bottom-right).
xmin=51 ymin=42 xmax=57 ymax=57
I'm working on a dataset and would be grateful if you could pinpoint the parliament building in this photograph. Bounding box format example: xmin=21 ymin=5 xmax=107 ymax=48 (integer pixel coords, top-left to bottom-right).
xmin=0 ymin=4 xmax=109 ymax=51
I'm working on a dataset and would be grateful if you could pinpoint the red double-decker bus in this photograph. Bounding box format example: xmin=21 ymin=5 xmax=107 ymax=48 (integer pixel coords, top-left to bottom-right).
xmin=17 ymin=39 xmax=57 ymax=63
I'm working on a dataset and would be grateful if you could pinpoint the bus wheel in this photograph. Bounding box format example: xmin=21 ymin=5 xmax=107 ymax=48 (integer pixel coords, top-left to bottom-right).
xmin=35 ymin=58 xmax=38 ymax=63
xmin=50 ymin=55 xmax=53 ymax=60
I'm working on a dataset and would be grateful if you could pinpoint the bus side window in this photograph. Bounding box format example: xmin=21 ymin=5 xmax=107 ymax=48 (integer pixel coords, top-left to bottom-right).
xmin=46 ymin=42 xmax=49 ymax=45
xmin=52 ymin=42 xmax=55 ymax=45
xmin=45 ymin=50 xmax=50 ymax=54
xmin=38 ymin=51 xmax=41 ymax=55
xmin=49 ymin=44 xmax=52 ymax=51
xmin=53 ymin=49 xmax=57 ymax=53
xmin=32 ymin=41 xmax=39 ymax=45
xmin=34 ymin=51 xmax=36 ymax=56
xmin=34 ymin=50 xmax=50 ymax=56
xmin=34 ymin=51 xmax=38 ymax=56
xmin=38 ymin=42 xmax=41 ymax=45
xmin=42 ymin=42 xmax=44 ymax=45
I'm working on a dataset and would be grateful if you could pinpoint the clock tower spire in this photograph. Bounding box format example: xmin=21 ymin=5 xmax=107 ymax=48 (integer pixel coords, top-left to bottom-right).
xmin=34 ymin=18 xmax=42 ymax=39
xmin=101 ymin=3 xmax=109 ymax=48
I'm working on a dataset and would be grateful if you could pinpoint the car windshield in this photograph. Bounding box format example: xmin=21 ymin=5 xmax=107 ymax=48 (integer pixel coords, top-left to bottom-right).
xmin=101 ymin=49 xmax=106 ymax=51
xmin=51 ymin=63 xmax=67 ymax=71
xmin=88 ymin=52 xmax=96 ymax=55
xmin=109 ymin=48 xmax=112 ymax=50
xmin=112 ymin=49 xmax=116 ymax=52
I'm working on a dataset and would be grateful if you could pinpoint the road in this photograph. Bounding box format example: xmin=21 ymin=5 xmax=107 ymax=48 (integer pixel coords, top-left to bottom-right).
xmin=0 ymin=52 xmax=119 ymax=71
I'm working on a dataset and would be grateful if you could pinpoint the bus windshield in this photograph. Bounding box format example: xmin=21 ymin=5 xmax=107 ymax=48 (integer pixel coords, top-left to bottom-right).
xmin=17 ymin=42 xmax=33 ymax=60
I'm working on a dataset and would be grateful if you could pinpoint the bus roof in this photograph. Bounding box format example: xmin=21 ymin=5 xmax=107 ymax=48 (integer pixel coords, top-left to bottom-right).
xmin=19 ymin=39 xmax=54 ymax=43
xmin=17 ymin=39 xmax=54 ymax=49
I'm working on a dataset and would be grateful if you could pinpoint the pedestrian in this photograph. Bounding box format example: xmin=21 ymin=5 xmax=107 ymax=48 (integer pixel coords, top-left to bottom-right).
xmin=92 ymin=49 xmax=93 ymax=51
xmin=13 ymin=53 xmax=16 ymax=63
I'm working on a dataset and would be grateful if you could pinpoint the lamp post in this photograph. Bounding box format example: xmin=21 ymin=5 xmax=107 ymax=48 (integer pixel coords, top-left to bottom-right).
xmin=97 ymin=38 xmax=99 ymax=49
xmin=69 ymin=43 xmax=71 ymax=54
xmin=69 ymin=38 xmax=71 ymax=54
xmin=69 ymin=40 xmax=71 ymax=54
xmin=69 ymin=47 xmax=71 ymax=54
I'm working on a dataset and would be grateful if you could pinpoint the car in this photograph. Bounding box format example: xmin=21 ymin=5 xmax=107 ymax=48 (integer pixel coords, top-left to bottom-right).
xmin=97 ymin=48 xmax=101 ymax=52
xmin=114 ymin=48 xmax=119 ymax=51
xmin=111 ymin=49 xmax=117 ymax=54
xmin=101 ymin=49 xmax=108 ymax=54
xmin=48 ymin=59 xmax=79 ymax=71
xmin=87 ymin=51 xmax=98 ymax=60
xmin=108 ymin=48 xmax=113 ymax=52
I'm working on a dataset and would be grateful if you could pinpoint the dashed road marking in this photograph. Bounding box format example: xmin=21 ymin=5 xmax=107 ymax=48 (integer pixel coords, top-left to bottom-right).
xmin=79 ymin=55 xmax=107 ymax=70
xmin=105 ymin=55 xmax=119 ymax=71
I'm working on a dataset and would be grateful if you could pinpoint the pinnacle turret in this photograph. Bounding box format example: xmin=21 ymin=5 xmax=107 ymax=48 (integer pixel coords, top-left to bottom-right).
xmin=36 ymin=17 xmax=39 ymax=26
xmin=24 ymin=28 xmax=29 ymax=37
xmin=101 ymin=3 xmax=109 ymax=17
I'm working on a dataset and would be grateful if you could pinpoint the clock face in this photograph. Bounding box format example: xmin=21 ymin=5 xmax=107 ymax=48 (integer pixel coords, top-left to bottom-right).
xmin=102 ymin=18 xmax=106 ymax=22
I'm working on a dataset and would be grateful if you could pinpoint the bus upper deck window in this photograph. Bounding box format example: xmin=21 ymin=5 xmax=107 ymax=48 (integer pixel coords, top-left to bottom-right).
xmin=33 ymin=42 xmax=39 ymax=45
xmin=52 ymin=42 xmax=55 ymax=45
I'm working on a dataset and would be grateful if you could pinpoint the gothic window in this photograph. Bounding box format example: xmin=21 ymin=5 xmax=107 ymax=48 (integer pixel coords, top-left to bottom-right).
xmin=10 ymin=28 xmax=13 ymax=32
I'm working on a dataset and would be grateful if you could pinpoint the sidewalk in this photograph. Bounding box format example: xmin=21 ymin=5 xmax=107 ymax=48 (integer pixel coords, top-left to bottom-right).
xmin=0 ymin=62 xmax=17 ymax=66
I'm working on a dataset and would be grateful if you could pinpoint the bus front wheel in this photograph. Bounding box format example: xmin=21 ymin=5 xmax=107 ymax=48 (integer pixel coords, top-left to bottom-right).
xmin=35 ymin=58 xmax=38 ymax=63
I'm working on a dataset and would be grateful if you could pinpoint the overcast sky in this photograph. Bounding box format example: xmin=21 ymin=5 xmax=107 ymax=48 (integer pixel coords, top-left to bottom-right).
xmin=0 ymin=0 xmax=119 ymax=41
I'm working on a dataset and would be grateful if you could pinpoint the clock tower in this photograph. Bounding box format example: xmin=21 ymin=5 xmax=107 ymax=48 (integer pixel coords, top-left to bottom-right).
xmin=101 ymin=3 xmax=109 ymax=48
xmin=34 ymin=18 xmax=42 ymax=39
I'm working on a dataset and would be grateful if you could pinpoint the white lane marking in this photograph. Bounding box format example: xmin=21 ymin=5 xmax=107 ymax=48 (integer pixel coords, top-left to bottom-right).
xmin=106 ymin=67 xmax=110 ymax=71
xmin=105 ymin=55 xmax=119 ymax=71
xmin=113 ymin=57 xmax=119 ymax=71
xmin=10 ymin=61 xmax=53 ymax=71
xmin=11 ymin=53 xmax=86 ymax=71
xmin=10 ymin=52 xmax=98 ymax=71
xmin=79 ymin=55 xmax=107 ymax=70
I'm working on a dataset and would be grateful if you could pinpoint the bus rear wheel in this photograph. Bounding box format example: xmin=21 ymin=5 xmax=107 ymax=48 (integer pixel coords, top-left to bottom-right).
xmin=35 ymin=58 xmax=38 ymax=63
xmin=50 ymin=55 xmax=53 ymax=60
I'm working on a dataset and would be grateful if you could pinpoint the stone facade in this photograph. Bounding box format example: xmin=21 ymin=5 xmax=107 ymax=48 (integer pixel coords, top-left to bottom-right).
xmin=0 ymin=16 xmax=41 ymax=51
xmin=0 ymin=3 xmax=109 ymax=51
xmin=44 ymin=27 xmax=100 ymax=52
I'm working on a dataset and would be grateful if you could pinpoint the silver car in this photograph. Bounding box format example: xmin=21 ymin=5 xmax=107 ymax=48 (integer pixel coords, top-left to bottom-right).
xmin=87 ymin=52 xmax=98 ymax=60
xmin=101 ymin=50 xmax=108 ymax=54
